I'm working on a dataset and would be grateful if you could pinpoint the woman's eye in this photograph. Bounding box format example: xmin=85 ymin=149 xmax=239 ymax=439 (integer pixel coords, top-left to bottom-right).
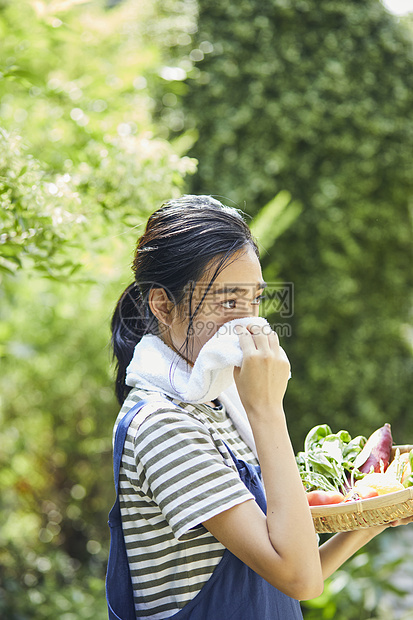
xmin=251 ymin=294 xmax=266 ymax=306
xmin=221 ymin=295 xmax=265 ymax=309
xmin=221 ymin=299 xmax=237 ymax=309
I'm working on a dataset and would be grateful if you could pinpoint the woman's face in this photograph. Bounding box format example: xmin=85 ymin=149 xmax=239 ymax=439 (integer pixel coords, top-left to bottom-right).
xmin=166 ymin=246 xmax=266 ymax=364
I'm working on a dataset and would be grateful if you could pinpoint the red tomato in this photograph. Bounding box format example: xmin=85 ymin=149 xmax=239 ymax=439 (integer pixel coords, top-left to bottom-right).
xmin=306 ymin=490 xmax=345 ymax=506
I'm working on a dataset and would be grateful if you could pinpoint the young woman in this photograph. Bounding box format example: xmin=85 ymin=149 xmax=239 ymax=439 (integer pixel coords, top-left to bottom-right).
xmin=109 ymin=195 xmax=409 ymax=620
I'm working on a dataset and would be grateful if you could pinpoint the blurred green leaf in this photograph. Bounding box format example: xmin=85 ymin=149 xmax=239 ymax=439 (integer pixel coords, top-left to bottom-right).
xmin=0 ymin=0 xmax=196 ymax=617
xmin=250 ymin=190 xmax=302 ymax=254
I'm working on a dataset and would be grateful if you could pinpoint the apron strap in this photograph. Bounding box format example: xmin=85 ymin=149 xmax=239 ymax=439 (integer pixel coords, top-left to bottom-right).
xmin=113 ymin=397 xmax=180 ymax=492
xmin=113 ymin=399 xmax=152 ymax=493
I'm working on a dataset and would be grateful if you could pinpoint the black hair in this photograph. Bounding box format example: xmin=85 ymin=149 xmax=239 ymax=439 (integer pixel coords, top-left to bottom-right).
xmin=111 ymin=195 xmax=258 ymax=404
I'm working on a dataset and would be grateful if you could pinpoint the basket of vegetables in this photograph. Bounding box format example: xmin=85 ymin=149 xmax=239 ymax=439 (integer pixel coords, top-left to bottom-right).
xmin=296 ymin=423 xmax=413 ymax=533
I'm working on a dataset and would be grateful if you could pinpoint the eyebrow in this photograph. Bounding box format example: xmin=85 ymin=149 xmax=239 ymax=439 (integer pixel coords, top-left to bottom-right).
xmin=210 ymin=282 xmax=267 ymax=295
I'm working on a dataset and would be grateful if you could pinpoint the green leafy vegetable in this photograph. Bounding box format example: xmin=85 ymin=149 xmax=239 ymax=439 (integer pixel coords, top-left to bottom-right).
xmin=296 ymin=424 xmax=367 ymax=493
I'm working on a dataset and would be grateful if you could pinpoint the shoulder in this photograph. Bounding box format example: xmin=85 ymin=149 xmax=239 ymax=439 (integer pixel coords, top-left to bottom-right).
xmin=134 ymin=403 xmax=220 ymax=459
xmin=117 ymin=388 xmax=217 ymax=449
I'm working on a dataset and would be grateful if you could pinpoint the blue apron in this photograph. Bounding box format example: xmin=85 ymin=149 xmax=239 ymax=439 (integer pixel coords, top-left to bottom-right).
xmin=106 ymin=399 xmax=303 ymax=620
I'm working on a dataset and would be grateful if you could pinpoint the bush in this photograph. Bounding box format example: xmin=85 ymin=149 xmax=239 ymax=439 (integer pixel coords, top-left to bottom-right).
xmin=0 ymin=1 xmax=195 ymax=616
xmin=169 ymin=0 xmax=413 ymax=447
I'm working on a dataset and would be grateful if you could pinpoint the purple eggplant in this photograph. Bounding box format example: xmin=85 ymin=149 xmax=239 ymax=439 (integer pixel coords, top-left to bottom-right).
xmin=353 ymin=423 xmax=393 ymax=474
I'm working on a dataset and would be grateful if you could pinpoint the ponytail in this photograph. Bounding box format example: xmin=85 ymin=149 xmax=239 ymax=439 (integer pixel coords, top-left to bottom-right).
xmin=111 ymin=283 xmax=154 ymax=404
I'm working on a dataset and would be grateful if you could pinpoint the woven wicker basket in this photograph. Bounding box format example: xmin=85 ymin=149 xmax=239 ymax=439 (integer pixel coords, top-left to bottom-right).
xmin=311 ymin=445 xmax=413 ymax=533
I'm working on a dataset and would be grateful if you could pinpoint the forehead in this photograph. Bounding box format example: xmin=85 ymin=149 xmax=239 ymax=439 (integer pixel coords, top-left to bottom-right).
xmin=201 ymin=247 xmax=264 ymax=294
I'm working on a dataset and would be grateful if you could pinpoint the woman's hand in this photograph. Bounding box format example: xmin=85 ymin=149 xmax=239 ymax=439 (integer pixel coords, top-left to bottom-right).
xmin=388 ymin=516 xmax=413 ymax=527
xmin=233 ymin=322 xmax=290 ymax=416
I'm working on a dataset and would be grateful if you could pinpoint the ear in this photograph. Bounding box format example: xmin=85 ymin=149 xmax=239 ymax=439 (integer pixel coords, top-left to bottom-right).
xmin=148 ymin=288 xmax=174 ymax=326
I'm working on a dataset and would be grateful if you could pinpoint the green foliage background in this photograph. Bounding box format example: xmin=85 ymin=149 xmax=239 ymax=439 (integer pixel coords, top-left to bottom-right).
xmin=1 ymin=0 xmax=412 ymax=619
xmin=0 ymin=1 xmax=195 ymax=617
xmin=169 ymin=0 xmax=413 ymax=448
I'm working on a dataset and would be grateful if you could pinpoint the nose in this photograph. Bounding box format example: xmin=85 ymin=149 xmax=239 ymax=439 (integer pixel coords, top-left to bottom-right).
xmin=251 ymin=304 xmax=260 ymax=318
xmin=235 ymin=303 xmax=259 ymax=318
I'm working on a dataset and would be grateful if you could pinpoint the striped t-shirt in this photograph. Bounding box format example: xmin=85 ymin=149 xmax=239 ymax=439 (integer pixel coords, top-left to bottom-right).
xmin=114 ymin=387 xmax=258 ymax=620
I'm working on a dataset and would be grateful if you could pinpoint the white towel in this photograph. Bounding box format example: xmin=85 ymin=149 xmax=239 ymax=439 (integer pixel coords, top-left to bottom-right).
xmin=125 ymin=317 xmax=290 ymax=456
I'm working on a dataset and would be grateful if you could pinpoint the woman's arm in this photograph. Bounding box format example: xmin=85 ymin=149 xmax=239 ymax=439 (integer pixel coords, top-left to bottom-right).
xmin=320 ymin=517 xmax=413 ymax=579
xmin=203 ymin=324 xmax=324 ymax=601
xmin=318 ymin=526 xmax=386 ymax=579
xmin=203 ymin=325 xmax=413 ymax=597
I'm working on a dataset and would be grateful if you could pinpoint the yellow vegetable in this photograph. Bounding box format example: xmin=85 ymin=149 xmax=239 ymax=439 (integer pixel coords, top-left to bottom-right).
xmin=354 ymin=473 xmax=404 ymax=496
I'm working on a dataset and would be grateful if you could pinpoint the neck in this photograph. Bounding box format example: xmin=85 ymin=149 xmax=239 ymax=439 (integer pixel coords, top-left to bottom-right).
xmin=159 ymin=331 xmax=194 ymax=368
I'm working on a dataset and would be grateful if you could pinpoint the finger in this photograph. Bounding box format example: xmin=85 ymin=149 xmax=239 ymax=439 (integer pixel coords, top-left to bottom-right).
xmin=388 ymin=517 xmax=413 ymax=527
xmin=246 ymin=323 xmax=271 ymax=350
xmin=234 ymin=324 xmax=258 ymax=354
xmin=268 ymin=329 xmax=280 ymax=352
